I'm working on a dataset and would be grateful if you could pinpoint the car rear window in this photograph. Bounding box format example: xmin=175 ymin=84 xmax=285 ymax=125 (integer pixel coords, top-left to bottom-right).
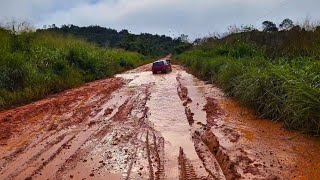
xmin=153 ymin=61 xmax=165 ymax=66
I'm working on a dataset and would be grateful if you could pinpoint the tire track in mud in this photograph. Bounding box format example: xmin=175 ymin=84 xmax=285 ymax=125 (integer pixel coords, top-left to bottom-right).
xmin=177 ymin=73 xmax=266 ymax=179
xmin=54 ymin=124 xmax=113 ymax=179
xmin=56 ymin=84 xmax=161 ymax=180
xmin=50 ymin=90 xmax=134 ymax=179
xmin=176 ymin=74 xmax=227 ymax=180
xmin=124 ymin=147 xmax=137 ymax=180
xmin=0 ymin=78 xmax=124 ymax=162
xmin=202 ymin=98 xmax=241 ymax=180
xmin=153 ymin=133 xmax=165 ymax=180
xmin=124 ymin=87 xmax=153 ymax=180
xmin=177 ymin=72 xmax=285 ymax=180
xmin=20 ymin=134 xmax=77 ymax=180
xmin=145 ymin=131 xmax=154 ymax=180
xmin=192 ymin=131 xmax=224 ymax=180
xmin=118 ymin=65 xmax=209 ymax=179
xmin=0 ymin=132 xmax=68 ymax=179
xmin=202 ymin=98 xmax=265 ymax=180
xmin=178 ymin=147 xmax=199 ymax=180
xmin=54 ymin=93 xmax=133 ymax=179
xmin=0 ymin=81 xmax=129 ymax=180
xmin=0 ymin=78 xmax=124 ymax=146
xmin=125 ymin=85 xmax=165 ymax=180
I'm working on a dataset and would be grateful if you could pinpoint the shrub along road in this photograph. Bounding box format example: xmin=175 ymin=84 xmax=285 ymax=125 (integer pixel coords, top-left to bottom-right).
xmin=0 ymin=64 xmax=319 ymax=180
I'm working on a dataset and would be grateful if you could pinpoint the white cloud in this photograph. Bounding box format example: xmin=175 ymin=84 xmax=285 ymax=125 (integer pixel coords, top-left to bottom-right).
xmin=1 ymin=0 xmax=320 ymax=39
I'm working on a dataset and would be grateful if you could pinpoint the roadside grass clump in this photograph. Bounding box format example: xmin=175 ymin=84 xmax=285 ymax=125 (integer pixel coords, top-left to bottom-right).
xmin=284 ymin=81 xmax=320 ymax=134
xmin=176 ymin=37 xmax=320 ymax=135
xmin=234 ymin=65 xmax=292 ymax=120
xmin=217 ymin=60 xmax=247 ymax=96
xmin=0 ymin=29 xmax=147 ymax=110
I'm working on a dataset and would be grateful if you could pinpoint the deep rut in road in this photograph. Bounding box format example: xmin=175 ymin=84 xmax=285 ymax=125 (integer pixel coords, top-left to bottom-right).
xmin=0 ymin=64 xmax=320 ymax=179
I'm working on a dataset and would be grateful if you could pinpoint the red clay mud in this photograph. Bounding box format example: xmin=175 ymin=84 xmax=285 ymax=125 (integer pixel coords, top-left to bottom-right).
xmin=219 ymin=98 xmax=320 ymax=179
xmin=0 ymin=64 xmax=319 ymax=180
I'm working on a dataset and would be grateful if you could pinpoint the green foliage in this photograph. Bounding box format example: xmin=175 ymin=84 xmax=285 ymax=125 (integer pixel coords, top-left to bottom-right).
xmin=279 ymin=18 xmax=294 ymax=30
xmin=0 ymin=28 xmax=146 ymax=109
xmin=177 ymin=36 xmax=320 ymax=135
xmin=262 ymin=21 xmax=278 ymax=32
xmin=37 ymin=25 xmax=191 ymax=57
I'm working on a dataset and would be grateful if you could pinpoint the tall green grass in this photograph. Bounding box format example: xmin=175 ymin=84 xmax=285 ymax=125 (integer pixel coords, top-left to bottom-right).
xmin=0 ymin=28 xmax=147 ymax=110
xmin=177 ymin=38 xmax=320 ymax=135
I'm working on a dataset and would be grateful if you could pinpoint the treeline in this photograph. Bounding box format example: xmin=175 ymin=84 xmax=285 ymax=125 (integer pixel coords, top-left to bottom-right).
xmin=177 ymin=20 xmax=320 ymax=135
xmin=220 ymin=18 xmax=320 ymax=59
xmin=0 ymin=27 xmax=147 ymax=110
xmin=37 ymin=24 xmax=191 ymax=57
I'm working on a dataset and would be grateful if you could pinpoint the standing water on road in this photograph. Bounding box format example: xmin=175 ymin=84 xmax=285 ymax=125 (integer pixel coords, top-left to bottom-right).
xmin=118 ymin=68 xmax=211 ymax=179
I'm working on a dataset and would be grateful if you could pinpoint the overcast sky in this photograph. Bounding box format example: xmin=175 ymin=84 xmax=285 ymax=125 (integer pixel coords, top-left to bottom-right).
xmin=1 ymin=0 xmax=320 ymax=39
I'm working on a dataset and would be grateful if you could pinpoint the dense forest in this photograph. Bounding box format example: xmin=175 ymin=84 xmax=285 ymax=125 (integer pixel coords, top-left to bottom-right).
xmin=37 ymin=24 xmax=191 ymax=57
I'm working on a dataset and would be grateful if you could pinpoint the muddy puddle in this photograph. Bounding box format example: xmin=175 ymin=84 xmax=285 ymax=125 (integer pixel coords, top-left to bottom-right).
xmin=0 ymin=64 xmax=319 ymax=180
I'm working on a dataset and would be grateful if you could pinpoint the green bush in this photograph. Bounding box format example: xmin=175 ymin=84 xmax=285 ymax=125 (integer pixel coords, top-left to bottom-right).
xmin=0 ymin=29 xmax=147 ymax=109
xmin=176 ymin=39 xmax=320 ymax=135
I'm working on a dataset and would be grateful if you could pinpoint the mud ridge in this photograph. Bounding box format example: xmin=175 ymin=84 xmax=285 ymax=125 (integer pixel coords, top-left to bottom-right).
xmin=192 ymin=131 xmax=226 ymax=180
xmin=185 ymin=107 xmax=195 ymax=126
xmin=200 ymin=130 xmax=240 ymax=180
xmin=202 ymin=98 xmax=242 ymax=180
xmin=176 ymin=75 xmax=226 ymax=179
xmin=176 ymin=74 xmax=189 ymax=102
xmin=176 ymin=76 xmax=194 ymax=126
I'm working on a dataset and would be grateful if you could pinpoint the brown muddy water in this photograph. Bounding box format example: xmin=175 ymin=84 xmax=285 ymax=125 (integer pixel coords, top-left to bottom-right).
xmin=0 ymin=64 xmax=319 ymax=180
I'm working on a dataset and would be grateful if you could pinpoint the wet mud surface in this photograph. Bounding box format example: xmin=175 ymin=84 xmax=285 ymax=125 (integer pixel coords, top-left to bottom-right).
xmin=0 ymin=64 xmax=319 ymax=180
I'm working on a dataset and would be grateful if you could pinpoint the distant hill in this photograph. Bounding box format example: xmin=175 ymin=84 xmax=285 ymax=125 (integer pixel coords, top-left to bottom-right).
xmin=37 ymin=25 xmax=191 ymax=57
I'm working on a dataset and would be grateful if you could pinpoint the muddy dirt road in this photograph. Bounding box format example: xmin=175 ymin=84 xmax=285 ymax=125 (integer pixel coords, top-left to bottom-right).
xmin=0 ymin=64 xmax=320 ymax=180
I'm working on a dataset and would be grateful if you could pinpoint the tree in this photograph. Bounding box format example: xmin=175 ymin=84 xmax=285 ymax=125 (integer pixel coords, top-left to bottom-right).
xmin=37 ymin=25 xmax=191 ymax=56
xmin=262 ymin=21 xmax=278 ymax=32
xmin=177 ymin=34 xmax=189 ymax=43
xmin=290 ymin=25 xmax=302 ymax=32
xmin=193 ymin=38 xmax=202 ymax=45
xmin=279 ymin=18 xmax=294 ymax=30
xmin=119 ymin=29 xmax=129 ymax=35
xmin=240 ymin=25 xmax=257 ymax=32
